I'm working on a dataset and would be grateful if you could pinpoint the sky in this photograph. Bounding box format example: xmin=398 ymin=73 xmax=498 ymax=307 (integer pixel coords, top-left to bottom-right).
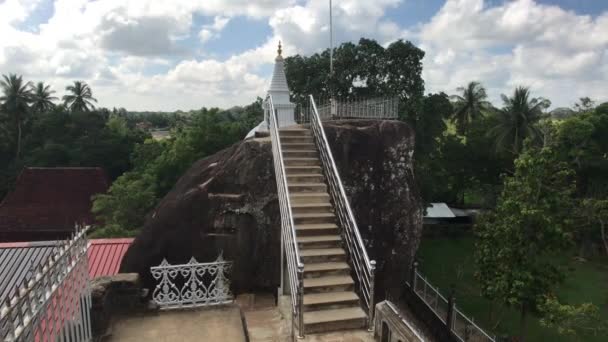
xmin=0 ymin=0 xmax=607 ymax=111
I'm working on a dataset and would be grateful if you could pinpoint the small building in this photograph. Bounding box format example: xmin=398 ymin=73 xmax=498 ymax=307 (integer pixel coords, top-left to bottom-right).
xmin=0 ymin=167 xmax=110 ymax=242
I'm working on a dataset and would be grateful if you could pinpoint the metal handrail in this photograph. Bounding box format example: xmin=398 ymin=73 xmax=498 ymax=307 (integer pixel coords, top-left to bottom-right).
xmin=308 ymin=95 xmax=377 ymax=328
xmin=265 ymin=95 xmax=305 ymax=338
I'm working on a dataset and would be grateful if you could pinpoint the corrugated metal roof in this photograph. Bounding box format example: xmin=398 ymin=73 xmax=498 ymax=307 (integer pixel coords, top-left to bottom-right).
xmin=88 ymin=238 xmax=134 ymax=278
xmin=424 ymin=203 xmax=456 ymax=218
xmin=0 ymin=238 xmax=133 ymax=302
xmin=0 ymin=240 xmax=60 ymax=302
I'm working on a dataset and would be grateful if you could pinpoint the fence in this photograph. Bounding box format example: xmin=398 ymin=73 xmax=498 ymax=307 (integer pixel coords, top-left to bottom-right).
xmin=0 ymin=227 xmax=92 ymax=342
xmin=407 ymin=263 xmax=496 ymax=342
xmin=297 ymin=97 xmax=399 ymax=123
xmin=150 ymin=252 xmax=233 ymax=310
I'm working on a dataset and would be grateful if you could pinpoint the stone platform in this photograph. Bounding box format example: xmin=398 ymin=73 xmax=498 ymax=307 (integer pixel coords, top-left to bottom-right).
xmin=105 ymin=304 xmax=247 ymax=342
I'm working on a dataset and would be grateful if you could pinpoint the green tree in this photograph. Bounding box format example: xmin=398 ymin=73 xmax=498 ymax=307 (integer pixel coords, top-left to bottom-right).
xmin=0 ymin=74 xmax=33 ymax=160
xmin=539 ymin=296 xmax=607 ymax=339
xmin=30 ymin=82 xmax=57 ymax=114
xmin=92 ymin=172 xmax=158 ymax=235
xmin=63 ymin=81 xmax=97 ymax=112
xmin=475 ymin=146 xmax=575 ymax=341
xmin=489 ymin=86 xmax=550 ymax=154
xmin=284 ymin=38 xmax=425 ymax=118
xmin=450 ymin=81 xmax=491 ymax=135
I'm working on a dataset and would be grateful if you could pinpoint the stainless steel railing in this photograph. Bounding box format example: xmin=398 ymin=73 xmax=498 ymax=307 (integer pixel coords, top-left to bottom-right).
xmin=308 ymin=95 xmax=377 ymax=328
xmin=265 ymin=95 xmax=305 ymax=339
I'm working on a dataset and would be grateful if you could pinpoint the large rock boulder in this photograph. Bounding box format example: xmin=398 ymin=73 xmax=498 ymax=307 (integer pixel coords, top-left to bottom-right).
xmin=120 ymin=120 xmax=423 ymax=300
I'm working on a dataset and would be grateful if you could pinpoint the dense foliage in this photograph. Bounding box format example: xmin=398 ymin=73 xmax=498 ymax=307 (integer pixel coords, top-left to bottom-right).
xmin=91 ymin=101 xmax=263 ymax=237
xmin=285 ymin=38 xmax=425 ymax=121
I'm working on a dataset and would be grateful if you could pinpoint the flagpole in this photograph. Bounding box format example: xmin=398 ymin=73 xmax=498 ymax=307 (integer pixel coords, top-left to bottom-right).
xmin=329 ymin=0 xmax=333 ymax=75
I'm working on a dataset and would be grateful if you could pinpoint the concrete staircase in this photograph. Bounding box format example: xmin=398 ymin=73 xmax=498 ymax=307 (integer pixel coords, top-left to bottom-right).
xmin=280 ymin=126 xmax=367 ymax=334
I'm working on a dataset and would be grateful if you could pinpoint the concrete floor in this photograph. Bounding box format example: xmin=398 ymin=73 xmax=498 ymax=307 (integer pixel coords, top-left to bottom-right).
xmin=106 ymin=294 xmax=374 ymax=342
xmin=241 ymin=294 xmax=374 ymax=342
xmin=106 ymin=305 xmax=247 ymax=342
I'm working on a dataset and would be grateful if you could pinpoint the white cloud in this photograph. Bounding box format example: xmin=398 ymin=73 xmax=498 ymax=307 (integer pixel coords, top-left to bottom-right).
xmin=420 ymin=0 xmax=608 ymax=107
xmin=199 ymin=16 xmax=231 ymax=43
xmin=0 ymin=0 xmax=607 ymax=110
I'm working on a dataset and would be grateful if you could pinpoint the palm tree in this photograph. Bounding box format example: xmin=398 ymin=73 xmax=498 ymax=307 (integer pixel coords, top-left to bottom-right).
xmin=30 ymin=82 xmax=57 ymax=114
xmin=0 ymin=74 xmax=32 ymax=160
xmin=450 ymin=81 xmax=491 ymax=135
xmin=63 ymin=81 xmax=97 ymax=112
xmin=489 ymin=86 xmax=550 ymax=154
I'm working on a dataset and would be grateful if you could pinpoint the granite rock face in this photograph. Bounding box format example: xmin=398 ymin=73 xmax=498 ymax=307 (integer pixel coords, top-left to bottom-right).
xmin=120 ymin=120 xmax=423 ymax=300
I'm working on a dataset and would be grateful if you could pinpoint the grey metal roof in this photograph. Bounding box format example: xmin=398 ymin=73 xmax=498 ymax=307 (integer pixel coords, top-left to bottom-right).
xmin=0 ymin=240 xmax=60 ymax=302
xmin=424 ymin=203 xmax=456 ymax=218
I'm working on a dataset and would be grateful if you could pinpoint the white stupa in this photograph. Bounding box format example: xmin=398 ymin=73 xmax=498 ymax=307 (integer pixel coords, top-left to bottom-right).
xmin=246 ymin=42 xmax=296 ymax=139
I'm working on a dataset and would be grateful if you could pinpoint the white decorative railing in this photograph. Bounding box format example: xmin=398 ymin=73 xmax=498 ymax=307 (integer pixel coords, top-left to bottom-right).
xmin=150 ymin=252 xmax=233 ymax=310
xmin=265 ymin=95 xmax=305 ymax=339
xmin=0 ymin=227 xmax=92 ymax=342
xmin=308 ymin=95 xmax=377 ymax=328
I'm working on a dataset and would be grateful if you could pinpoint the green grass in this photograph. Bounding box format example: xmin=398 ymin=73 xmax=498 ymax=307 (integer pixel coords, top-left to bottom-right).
xmin=417 ymin=235 xmax=608 ymax=341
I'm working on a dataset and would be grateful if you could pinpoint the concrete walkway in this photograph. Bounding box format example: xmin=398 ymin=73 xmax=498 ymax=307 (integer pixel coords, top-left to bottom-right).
xmin=106 ymin=305 xmax=247 ymax=342
xmin=240 ymin=294 xmax=374 ymax=342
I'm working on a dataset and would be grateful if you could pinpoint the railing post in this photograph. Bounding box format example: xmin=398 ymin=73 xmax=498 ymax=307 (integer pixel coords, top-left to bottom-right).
xmin=447 ymin=284 xmax=456 ymax=331
xmin=367 ymin=260 xmax=376 ymax=331
xmin=297 ymin=264 xmax=305 ymax=339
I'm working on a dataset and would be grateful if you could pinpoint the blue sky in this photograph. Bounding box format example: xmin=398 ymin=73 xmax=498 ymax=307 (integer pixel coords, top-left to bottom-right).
xmin=0 ymin=0 xmax=607 ymax=110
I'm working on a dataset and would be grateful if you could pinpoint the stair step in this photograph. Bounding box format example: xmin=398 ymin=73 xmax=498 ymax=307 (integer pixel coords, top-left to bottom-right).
xmin=303 ymin=275 xmax=353 ymax=288
xmin=281 ymin=136 xmax=314 ymax=144
xmin=303 ymin=291 xmax=359 ymax=306
xmin=279 ymin=129 xmax=311 ymax=137
xmin=290 ymin=192 xmax=330 ymax=204
xmin=296 ymin=224 xmax=339 ymax=236
xmin=283 ymin=150 xmax=318 ymax=158
xmin=289 ymin=184 xmax=327 ymax=194
xmin=287 ymin=173 xmax=325 ymax=183
xmin=285 ymin=166 xmax=322 ymax=174
xmin=293 ymin=213 xmax=335 ymax=224
xmin=303 ymin=261 xmax=350 ymax=277
xmin=282 ymin=143 xmax=316 ymax=150
xmin=303 ymin=307 xmax=367 ymax=333
xmin=303 ymin=261 xmax=349 ymax=272
xmin=291 ymin=203 xmax=333 ymax=214
xmin=298 ymin=235 xmax=340 ymax=243
xmin=301 ymin=248 xmax=346 ymax=263
xmin=284 ymin=158 xmax=320 ymax=166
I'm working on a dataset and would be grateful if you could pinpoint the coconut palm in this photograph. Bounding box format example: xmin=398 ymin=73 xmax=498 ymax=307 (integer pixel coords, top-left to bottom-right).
xmin=63 ymin=81 xmax=97 ymax=112
xmin=0 ymin=74 xmax=33 ymax=160
xmin=450 ymin=81 xmax=491 ymax=135
xmin=489 ymin=86 xmax=550 ymax=154
xmin=30 ymin=82 xmax=57 ymax=114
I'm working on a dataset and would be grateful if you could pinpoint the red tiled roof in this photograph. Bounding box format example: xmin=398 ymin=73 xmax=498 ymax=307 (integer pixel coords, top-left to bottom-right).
xmin=0 ymin=167 xmax=110 ymax=238
xmin=87 ymin=238 xmax=134 ymax=278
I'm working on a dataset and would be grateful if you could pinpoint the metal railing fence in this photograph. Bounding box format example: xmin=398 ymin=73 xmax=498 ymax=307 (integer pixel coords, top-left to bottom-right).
xmin=308 ymin=95 xmax=377 ymax=328
xmin=452 ymin=307 xmax=496 ymax=342
xmin=298 ymin=97 xmax=399 ymax=122
xmin=412 ymin=271 xmax=450 ymax=324
xmin=0 ymin=227 xmax=92 ymax=342
xmin=265 ymin=95 xmax=305 ymax=339
xmin=408 ymin=268 xmax=496 ymax=342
